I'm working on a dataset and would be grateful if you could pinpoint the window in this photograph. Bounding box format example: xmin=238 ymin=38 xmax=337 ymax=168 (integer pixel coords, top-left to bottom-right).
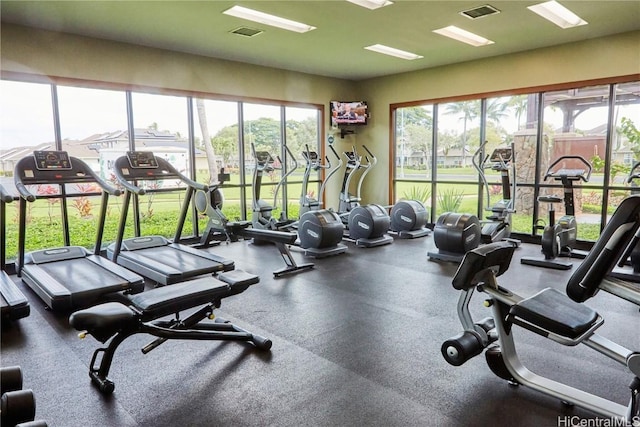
xmin=393 ymin=79 xmax=640 ymax=244
xmin=0 ymin=78 xmax=322 ymax=263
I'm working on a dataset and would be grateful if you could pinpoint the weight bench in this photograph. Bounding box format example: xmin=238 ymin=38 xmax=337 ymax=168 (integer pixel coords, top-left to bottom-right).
xmin=69 ymin=270 xmax=272 ymax=395
xmin=241 ymin=227 xmax=314 ymax=277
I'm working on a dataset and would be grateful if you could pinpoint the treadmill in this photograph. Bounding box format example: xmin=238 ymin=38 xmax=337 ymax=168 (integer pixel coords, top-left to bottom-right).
xmin=14 ymin=151 xmax=145 ymax=311
xmin=1 ymin=184 xmax=30 ymax=321
xmin=107 ymin=151 xmax=234 ymax=285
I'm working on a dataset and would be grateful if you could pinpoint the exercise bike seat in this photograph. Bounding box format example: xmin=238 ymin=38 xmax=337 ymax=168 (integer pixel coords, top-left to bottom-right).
xmin=537 ymin=195 xmax=563 ymax=204
xmin=508 ymin=287 xmax=601 ymax=341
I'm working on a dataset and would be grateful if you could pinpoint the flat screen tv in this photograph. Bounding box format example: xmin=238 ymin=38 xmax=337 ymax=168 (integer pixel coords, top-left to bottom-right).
xmin=330 ymin=101 xmax=368 ymax=126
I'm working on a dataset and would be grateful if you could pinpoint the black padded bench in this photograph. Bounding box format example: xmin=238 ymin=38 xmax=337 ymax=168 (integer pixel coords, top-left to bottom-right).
xmin=69 ymin=270 xmax=271 ymax=394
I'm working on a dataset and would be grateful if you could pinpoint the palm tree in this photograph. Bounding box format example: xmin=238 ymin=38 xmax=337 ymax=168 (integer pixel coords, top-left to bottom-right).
xmin=196 ymin=99 xmax=218 ymax=185
xmin=445 ymin=101 xmax=478 ymax=167
xmin=507 ymin=96 xmax=527 ymax=130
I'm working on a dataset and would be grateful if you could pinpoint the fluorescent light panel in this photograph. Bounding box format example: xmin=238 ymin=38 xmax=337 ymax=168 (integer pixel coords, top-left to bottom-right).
xmin=527 ymin=1 xmax=587 ymax=29
xmin=364 ymin=44 xmax=423 ymax=60
xmin=432 ymin=25 xmax=494 ymax=47
xmin=346 ymin=0 xmax=393 ymax=10
xmin=222 ymin=6 xmax=316 ymax=33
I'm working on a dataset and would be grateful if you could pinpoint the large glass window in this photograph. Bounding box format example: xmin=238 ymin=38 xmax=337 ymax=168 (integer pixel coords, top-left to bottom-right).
xmin=485 ymin=94 xmax=539 ymax=235
xmin=394 ymin=105 xmax=433 ymax=215
xmin=1 ymin=78 xmax=321 ymax=263
xmin=57 ymin=86 xmax=130 ymax=244
xmin=285 ymin=106 xmax=320 ymax=219
xmin=393 ymin=79 xmax=640 ymax=244
xmin=542 ymin=85 xmax=609 ymax=241
xmin=0 ymin=80 xmax=55 ymax=262
xmin=194 ymin=98 xmax=241 ymax=222
xmin=243 ymin=103 xmax=283 ymax=222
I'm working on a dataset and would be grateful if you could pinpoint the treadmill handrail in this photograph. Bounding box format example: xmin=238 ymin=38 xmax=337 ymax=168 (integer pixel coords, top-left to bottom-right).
xmin=0 ymin=184 xmax=15 ymax=203
xmin=112 ymin=155 xmax=207 ymax=193
xmin=14 ymin=154 xmax=120 ymax=200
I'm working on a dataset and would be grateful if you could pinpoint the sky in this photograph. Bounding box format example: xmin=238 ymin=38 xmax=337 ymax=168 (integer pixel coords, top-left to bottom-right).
xmin=0 ymin=80 xmax=317 ymax=149
xmin=1 ymin=80 xmax=638 ymax=150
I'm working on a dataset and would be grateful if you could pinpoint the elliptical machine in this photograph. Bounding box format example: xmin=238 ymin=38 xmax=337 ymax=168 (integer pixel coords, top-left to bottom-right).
xmin=388 ymin=199 xmax=430 ymax=239
xmin=472 ymin=141 xmax=520 ymax=246
xmin=520 ymin=155 xmax=592 ymax=270
xmin=299 ymin=144 xmax=341 ymax=217
xmin=195 ymin=169 xmax=314 ymax=277
xmin=251 ymin=143 xmax=345 ymax=258
xmin=251 ymin=144 xmax=297 ymax=231
xmin=297 ymin=144 xmax=347 ymax=258
xmin=337 ymin=145 xmax=393 ymax=248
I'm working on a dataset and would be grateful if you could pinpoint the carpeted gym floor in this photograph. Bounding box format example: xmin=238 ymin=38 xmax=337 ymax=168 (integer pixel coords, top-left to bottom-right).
xmin=1 ymin=236 xmax=638 ymax=427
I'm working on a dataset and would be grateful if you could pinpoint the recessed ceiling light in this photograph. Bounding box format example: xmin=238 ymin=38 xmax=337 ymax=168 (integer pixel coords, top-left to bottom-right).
xmin=346 ymin=0 xmax=393 ymax=10
xmin=527 ymin=1 xmax=587 ymax=29
xmin=432 ymin=26 xmax=494 ymax=47
xmin=222 ymin=6 xmax=316 ymax=33
xmin=364 ymin=44 xmax=423 ymax=60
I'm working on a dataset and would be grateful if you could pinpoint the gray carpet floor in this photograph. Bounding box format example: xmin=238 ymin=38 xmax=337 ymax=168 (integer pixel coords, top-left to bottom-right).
xmin=1 ymin=236 xmax=638 ymax=426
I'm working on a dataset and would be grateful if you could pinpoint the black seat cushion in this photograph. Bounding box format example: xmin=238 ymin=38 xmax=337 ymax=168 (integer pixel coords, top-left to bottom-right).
xmin=69 ymin=302 xmax=137 ymax=342
xmin=129 ymin=277 xmax=231 ymax=321
xmin=509 ymin=288 xmax=598 ymax=339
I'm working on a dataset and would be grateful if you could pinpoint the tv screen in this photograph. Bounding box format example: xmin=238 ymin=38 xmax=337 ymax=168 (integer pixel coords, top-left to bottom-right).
xmin=330 ymin=101 xmax=368 ymax=126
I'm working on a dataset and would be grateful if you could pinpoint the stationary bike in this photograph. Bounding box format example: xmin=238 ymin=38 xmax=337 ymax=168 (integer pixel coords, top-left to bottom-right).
xmin=472 ymin=141 xmax=520 ymax=246
xmin=521 ymin=155 xmax=591 ymax=270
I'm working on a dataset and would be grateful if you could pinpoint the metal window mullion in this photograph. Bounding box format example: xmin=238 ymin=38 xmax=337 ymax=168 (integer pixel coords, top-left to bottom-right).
xmin=187 ymin=96 xmax=199 ymax=238
xmin=599 ymin=84 xmax=617 ymax=231
xmin=126 ymin=91 xmax=141 ymax=237
xmin=431 ymin=104 xmax=439 ymax=223
xmin=532 ymin=92 xmax=545 ymax=236
xmin=51 ymin=84 xmax=71 ymax=246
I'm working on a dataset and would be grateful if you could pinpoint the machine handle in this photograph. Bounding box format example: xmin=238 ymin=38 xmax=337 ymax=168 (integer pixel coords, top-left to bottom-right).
xmin=14 ymin=181 xmax=36 ymax=202
xmin=544 ymin=155 xmax=592 ymax=182
xmin=627 ymin=161 xmax=640 ymax=183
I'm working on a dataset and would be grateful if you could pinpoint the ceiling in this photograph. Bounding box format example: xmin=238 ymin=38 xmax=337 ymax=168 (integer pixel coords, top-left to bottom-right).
xmin=2 ymin=1 xmax=639 ymax=81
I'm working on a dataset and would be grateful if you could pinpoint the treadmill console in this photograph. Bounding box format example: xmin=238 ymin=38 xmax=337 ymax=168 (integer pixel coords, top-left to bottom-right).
xmin=489 ymin=148 xmax=512 ymax=163
xmin=33 ymin=151 xmax=72 ymax=170
xmin=127 ymin=151 xmax=159 ymax=169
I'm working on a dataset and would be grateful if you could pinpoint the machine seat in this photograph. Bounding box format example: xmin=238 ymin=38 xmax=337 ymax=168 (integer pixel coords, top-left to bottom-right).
xmin=537 ymin=195 xmax=563 ymax=204
xmin=509 ymin=287 xmax=599 ymax=339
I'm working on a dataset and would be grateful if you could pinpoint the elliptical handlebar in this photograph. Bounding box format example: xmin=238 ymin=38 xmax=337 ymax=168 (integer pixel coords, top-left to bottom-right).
xmin=318 ymin=145 xmax=343 ymax=203
xmin=544 ymin=155 xmax=592 ymax=182
xmin=355 ymin=145 xmax=376 ymax=204
xmin=272 ymin=144 xmax=298 ymax=210
xmin=473 ymin=141 xmax=492 ymax=208
xmin=627 ymin=161 xmax=640 ymax=183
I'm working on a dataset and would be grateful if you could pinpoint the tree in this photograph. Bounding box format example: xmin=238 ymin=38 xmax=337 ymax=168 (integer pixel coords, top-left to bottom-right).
xmin=445 ymin=101 xmax=479 ymax=167
xmin=507 ymin=95 xmax=528 ymax=130
xmin=196 ymin=99 xmax=218 ymax=185
xmin=620 ymin=117 xmax=640 ymax=158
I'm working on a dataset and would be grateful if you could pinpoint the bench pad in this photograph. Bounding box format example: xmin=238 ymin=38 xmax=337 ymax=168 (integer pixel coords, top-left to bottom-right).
xmin=509 ymin=287 xmax=598 ymax=339
xmin=130 ymin=277 xmax=230 ymax=321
